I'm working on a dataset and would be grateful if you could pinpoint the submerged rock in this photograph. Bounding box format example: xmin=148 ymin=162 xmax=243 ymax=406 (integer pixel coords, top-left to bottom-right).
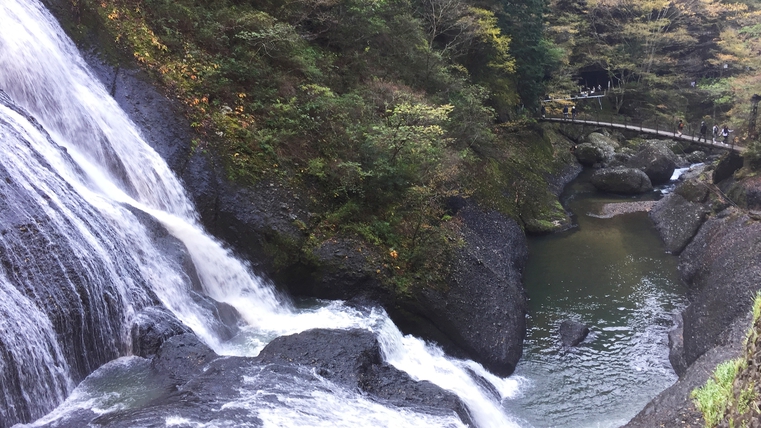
xmin=559 ymin=320 xmax=590 ymax=347
xmin=590 ymin=167 xmax=653 ymax=194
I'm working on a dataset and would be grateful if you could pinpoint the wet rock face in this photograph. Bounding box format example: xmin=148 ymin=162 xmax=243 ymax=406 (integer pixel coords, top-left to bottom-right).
xmin=80 ymin=46 xmax=529 ymax=378
xmin=559 ymin=320 xmax=590 ymax=347
xmin=257 ymin=328 xmax=472 ymax=423
xmin=649 ymin=193 xmax=709 ymax=254
xmin=35 ymin=329 xmax=472 ymax=427
xmin=590 ymin=167 xmax=654 ymax=194
xmin=678 ymin=209 xmax=761 ymax=369
xmin=130 ymin=307 xmax=192 ymax=358
xmin=626 ymin=143 xmax=678 ymax=185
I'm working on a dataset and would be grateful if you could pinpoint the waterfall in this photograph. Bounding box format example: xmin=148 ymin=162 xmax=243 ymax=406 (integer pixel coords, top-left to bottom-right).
xmin=0 ymin=1 xmax=524 ymax=427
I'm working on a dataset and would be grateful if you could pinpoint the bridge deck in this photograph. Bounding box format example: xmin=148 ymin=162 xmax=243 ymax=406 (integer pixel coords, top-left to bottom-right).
xmin=539 ymin=117 xmax=743 ymax=153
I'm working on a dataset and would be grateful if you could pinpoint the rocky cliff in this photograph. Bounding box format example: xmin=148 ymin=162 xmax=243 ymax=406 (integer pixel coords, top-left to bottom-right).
xmin=625 ymin=154 xmax=761 ymax=427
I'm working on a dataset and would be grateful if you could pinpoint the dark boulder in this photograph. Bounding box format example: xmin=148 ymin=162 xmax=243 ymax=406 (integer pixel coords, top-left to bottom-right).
xmin=188 ymin=291 xmax=241 ymax=340
xmin=575 ymin=143 xmax=606 ymax=166
xmin=151 ymin=333 xmax=218 ymax=381
xmin=590 ymin=167 xmax=654 ymax=194
xmin=649 ymin=193 xmax=709 ymax=254
xmin=256 ymin=328 xmax=472 ymax=423
xmin=627 ymin=143 xmax=678 ymax=185
xmin=573 ymin=132 xmax=618 ymax=166
xmin=559 ymin=320 xmax=590 ymax=347
xmin=130 ymin=306 xmax=192 ymax=358
xmin=722 ymin=175 xmax=761 ymax=211
xmin=674 ymin=177 xmax=710 ymax=203
xmin=712 ymin=151 xmax=743 ymax=184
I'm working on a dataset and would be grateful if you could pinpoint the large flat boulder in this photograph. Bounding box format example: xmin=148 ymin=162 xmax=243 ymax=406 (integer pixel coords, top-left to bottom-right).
xmin=590 ymin=167 xmax=653 ymax=194
xmin=256 ymin=328 xmax=472 ymax=423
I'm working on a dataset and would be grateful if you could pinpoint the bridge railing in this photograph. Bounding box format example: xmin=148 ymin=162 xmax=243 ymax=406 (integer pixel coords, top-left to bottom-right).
xmin=541 ymin=110 xmax=740 ymax=147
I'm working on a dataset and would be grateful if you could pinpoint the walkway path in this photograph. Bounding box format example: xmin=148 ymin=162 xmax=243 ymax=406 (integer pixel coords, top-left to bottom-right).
xmin=539 ymin=116 xmax=744 ymax=153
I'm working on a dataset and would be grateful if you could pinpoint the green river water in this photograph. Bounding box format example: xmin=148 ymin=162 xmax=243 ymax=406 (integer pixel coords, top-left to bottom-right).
xmin=505 ymin=171 xmax=689 ymax=427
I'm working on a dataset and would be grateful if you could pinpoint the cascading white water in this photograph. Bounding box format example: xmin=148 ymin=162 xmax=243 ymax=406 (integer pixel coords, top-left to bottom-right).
xmin=0 ymin=1 xmax=524 ymax=426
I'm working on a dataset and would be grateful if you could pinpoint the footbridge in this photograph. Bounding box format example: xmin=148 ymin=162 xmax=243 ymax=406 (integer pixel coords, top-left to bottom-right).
xmin=539 ymin=115 xmax=744 ymax=154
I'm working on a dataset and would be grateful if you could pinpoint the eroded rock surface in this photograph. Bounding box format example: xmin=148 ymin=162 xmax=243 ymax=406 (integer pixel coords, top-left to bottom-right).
xmin=649 ymin=193 xmax=709 ymax=254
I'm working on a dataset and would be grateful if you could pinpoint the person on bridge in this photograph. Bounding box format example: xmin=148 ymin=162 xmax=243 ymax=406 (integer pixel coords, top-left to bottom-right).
xmin=722 ymin=125 xmax=732 ymax=144
xmin=677 ymin=120 xmax=684 ymax=136
xmin=713 ymin=124 xmax=719 ymax=143
xmin=571 ymin=105 xmax=577 ymax=120
xmin=699 ymin=121 xmax=707 ymax=142
xmin=563 ymin=105 xmax=569 ymax=119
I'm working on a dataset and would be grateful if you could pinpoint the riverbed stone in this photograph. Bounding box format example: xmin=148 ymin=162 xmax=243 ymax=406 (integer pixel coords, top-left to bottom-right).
xmin=685 ymin=150 xmax=707 ymax=164
xmin=574 ymin=143 xmax=606 ymax=166
xmin=590 ymin=167 xmax=653 ymax=194
xmin=649 ymin=193 xmax=709 ymax=254
xmin=674 ymin=177 xmax=710 ymax=203
xmin=626 ymin=143 xmax=678 ymax=185
xmin=559 ymin=320 xmax=590 ymax=347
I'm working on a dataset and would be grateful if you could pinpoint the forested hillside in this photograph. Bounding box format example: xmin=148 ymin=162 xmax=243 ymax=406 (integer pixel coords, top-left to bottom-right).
xmin=542 ymin=0 xmax=761 ymax=138
xmin=57 ymin=0 xmax=572 ymax=292
xmin=54 ymin=0 xmax=760 ymax=293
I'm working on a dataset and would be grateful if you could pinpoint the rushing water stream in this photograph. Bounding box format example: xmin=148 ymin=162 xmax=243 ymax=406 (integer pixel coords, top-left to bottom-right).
xmin=505 ymin=172 xmax=689 ymax=427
